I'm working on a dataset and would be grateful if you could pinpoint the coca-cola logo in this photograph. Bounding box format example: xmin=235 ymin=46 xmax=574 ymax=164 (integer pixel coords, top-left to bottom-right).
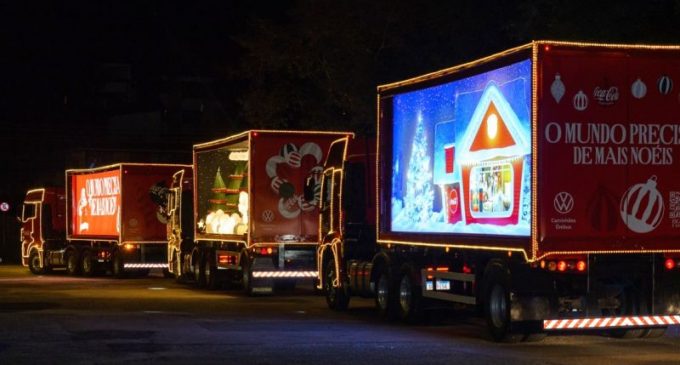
xmin=448 ymin=189 xmax=459 ymax=215
xmin=593 ymin=86 xmax=619 ymax=106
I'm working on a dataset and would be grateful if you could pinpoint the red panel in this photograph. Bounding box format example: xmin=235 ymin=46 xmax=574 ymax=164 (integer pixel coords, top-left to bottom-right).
xmin=538 ymin=45 xmax=680 ymax=256
xmin=120 ymin=165 xmax=178 ymax=242
xmin=250 ymin=133 xmax=344 ymax=243
xmin=71 ymin=169 xmax=121 ymax=237
xmin=445 ymin=146 xmax=454 ymax=174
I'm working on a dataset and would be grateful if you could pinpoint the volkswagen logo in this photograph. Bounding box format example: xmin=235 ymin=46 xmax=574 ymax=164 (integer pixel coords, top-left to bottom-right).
xmin=554 ymin=192 xmax=574 ymax=214
xmin=262 ymin=209 xmax=275 ymax=223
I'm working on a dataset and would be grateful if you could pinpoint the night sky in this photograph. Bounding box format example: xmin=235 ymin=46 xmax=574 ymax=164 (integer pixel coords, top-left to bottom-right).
xmin=3 ymin=0 xmax=680 ymax=261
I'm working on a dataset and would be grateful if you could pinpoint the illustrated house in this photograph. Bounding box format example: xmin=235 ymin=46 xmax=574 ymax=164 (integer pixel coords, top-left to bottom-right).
xmin=457 ymin=83 xmax=530 ymax=226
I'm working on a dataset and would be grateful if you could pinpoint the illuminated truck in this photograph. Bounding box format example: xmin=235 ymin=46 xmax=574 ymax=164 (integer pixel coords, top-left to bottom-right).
xmin=173 ymin=130 xmax=350 ymax=294
xmin=20 ymin=163 xmax=191 ymax=277
xmin=20 ymin=188 xmax=66 ymax=274
xmin=317 ymin=41 xmax=680 ymax=342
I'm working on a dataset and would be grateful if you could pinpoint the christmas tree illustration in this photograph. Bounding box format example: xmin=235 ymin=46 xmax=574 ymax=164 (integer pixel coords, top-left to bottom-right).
xmin=209 ymin=167 xmax=229 ymax=212
xmin=402 ymin=113 xmax=434 ymax=224
xmin=224 ymin=162 xmax=247 ymax=214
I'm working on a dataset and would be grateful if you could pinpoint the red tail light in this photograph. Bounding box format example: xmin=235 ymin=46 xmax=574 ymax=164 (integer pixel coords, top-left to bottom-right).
xmin=557 ymin=261 xmax=567 ymax=272
xmin=576 ymin=260 xmax=587 ymax=272
xmin=259 ymin=247 xmax=274 ymax=255
xmin=218 ymin=255 xmax=236 ymax=265
xmin=665 ymin=258 xmax=676 ymax=270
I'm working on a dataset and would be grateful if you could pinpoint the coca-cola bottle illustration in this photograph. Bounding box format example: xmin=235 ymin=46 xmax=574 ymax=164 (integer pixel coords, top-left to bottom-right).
xmin=587 ymin=185 xmax=618 ymax=232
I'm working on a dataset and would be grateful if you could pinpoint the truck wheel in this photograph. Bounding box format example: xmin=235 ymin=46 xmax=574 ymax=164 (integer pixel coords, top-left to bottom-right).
xmin=194 ymin=249 xmax=205 ymax=288
xmin=28 ymin=250 xmax=45 ymax=275
xmin=241 ymin=254 xmax=254 ymax=296
xmin=81 ymin=250 xmax=95 ymax=277
xmin=112 ymin=251 xmax=125 ymax=278
xmin=483 ymin=262 xmax=522 ymax=342
xmin=324 ymin=259 xmax=349 ymax=310
xmin=204 ymin=248 xmax=218 ymax=290
xmin=605 ymin=287 xmax=644 ymax=339
xmin=192 ymin=249 xmax=206 ymax=287
xmin=65 ymin=249 xmax=81 ymax=276
xmin=376 ymin=265 xmax=398 ymax=320
xmin=398 ymin=265 xmax=422 ymax=323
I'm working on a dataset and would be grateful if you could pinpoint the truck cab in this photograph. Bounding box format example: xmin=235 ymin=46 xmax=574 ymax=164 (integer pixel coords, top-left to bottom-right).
xmin=166 ymin=168 xmax=194 ymax=280
xmin=317 ymin=136 xmax=377 ymax=309
xmin=20 ymin=188 xmax=66 ymax=274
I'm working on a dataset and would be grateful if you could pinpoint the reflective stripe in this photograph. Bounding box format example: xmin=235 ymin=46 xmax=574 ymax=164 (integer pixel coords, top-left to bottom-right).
xmin=123 ymin=263 xmax=168 ymax=269
xmin=544 ymin=315 xmax=680 ymax=330
xmin=251 ymin=271 xmax=317 ymax=278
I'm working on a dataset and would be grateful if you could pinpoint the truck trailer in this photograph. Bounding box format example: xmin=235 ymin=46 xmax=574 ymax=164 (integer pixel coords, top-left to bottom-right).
xmin=317 ymin=41 xmax=680 ymax=341
xmin=173 ymin=130 xmax=351 ymax=294
xmin=20 ymin=163 xmax=191 ymax=277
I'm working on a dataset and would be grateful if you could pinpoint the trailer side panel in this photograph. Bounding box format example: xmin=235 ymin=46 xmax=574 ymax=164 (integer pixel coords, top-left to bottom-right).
xmin=378 ymin=55 xmax=533 ymax=253
xmin=537 ymin=44 xmax=680 ymax=257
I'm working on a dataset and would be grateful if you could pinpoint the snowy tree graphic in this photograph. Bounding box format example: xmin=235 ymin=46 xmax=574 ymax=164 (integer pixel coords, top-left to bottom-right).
xmin=403 ymin=113 xmax=434 ymax=224
xmin=209 ymin=167 xmax=229 ymax=212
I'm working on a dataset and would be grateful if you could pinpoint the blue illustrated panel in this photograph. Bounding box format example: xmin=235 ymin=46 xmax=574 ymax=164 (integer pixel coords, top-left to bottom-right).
xmin=390 ymin=59 xmax=532 ymax=236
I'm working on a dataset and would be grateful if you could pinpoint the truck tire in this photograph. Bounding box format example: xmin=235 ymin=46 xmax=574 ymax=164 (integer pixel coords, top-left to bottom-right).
xmin=204 ymin=248 xmax=219 ymax=290
xmin=605 ymin=287 xmax=644 ymax=339
xmin=194 ymin=249 xmax=207 ymax=288
xmin=112 ymin=250 xmax=125 ymax=278
xmin=324 ymin=259 xmax=349 ymax=310
xmin=376 ymin=264 xmax=398 ymax=320
xmin=191 ymin=249 xmax=206 ymax=287
xmin=397 ymin=264 xmax=422 ymax=323
xmin=241 ymin=253 xmax=254 ymax=296
xmin=483 ymin=262 xmax=522 ymax=342
xmin=81 ymin=250 xmax=95 ymax=277
xmin=65 ymin=249 xmax=81 ymax=276
xmin=28 ymin=250 xmax=45 ymax=275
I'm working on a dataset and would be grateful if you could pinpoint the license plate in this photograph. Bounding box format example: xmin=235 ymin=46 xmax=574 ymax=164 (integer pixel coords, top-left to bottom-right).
xmin=435 ymin=280 xmax=450 ymax=291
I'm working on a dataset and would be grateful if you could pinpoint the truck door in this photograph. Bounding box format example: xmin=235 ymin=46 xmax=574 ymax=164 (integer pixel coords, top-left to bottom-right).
xmin=20 ymin=202 xmax=39 ymax=265
xmin=167 ymin=169 xmax=185 ymax=255
xmin=319 ymin=138 xmax=349 ymax=239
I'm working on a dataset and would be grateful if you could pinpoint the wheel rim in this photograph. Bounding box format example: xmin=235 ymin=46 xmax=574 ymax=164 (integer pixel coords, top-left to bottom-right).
xmin=399 ymin=275 xmax=412 ymax=314
xmin=31 ymin=254 xmax=41 ymax=271
xmin=489 ymin=284 xmax=507 ymax=329
xmin=377 ymin=274 xmax=389 ymax=310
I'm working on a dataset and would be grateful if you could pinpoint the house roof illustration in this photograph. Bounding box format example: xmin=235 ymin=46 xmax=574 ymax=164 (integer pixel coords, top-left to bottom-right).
xmin=457 ymin=83 xmax=530 ymax=165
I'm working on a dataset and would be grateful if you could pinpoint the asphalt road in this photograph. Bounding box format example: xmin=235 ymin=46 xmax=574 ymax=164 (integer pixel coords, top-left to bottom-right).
xmin=1 ymin=264 xmax=679 ymax=364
